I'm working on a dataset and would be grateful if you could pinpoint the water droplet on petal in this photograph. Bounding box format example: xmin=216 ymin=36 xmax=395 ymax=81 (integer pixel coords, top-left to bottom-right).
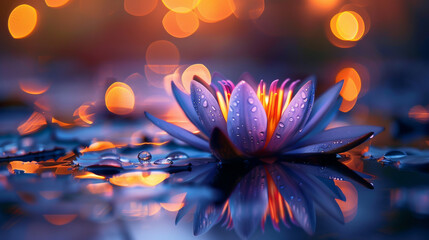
xmin=201 ymin=94 xmax=205 ymax=99
xmin=301 ymin=92 xmax=306 ymax=98
xmin=300 ymin=103 xmax=305 ymax=109
xmin=101 ymin=153 xmax=120 ymax=160
xmin=289 ymin=117 xmax=293 ymax=122
xmin=166 ymin=151 xmax=189 ymax=160
xmin=248 ymin=97 xmax=254 ymax=104
xmin=294 ymin=103 xmax=298 ymax=108
xmin=384 ymin=150 xmax=407 ymax=159
xmin=233 ymin=102 xmax=237 ymax=107
xmin=259 ymin=131 xmax=264 ymax=136
xmin=211 ymin=106 xmax=216 ymax=111
xmin=254 ymin=117 xmax=258 ymax=121
xmin=202 ymin=100 xmax=208 ymax=108
xmin=276 ymin=133 xmax=281 ymax=139
xmin=251 ymin=106 xmax=257 ymax=112
xmin=138 ymin=151 xmax=152 ymax=163
xmin=153 ymin=158 xmax=173 ymax=165
xmin=279 ymin=122 xmax=285 ymax=128
xmin=236 ymin=113 xmax=239 ymax=116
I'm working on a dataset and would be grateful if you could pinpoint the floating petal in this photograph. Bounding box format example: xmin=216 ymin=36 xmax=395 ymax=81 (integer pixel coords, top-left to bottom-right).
xmin=266 ymin=80 xmax=315 ymax=152
xmin=145 ymin=112 xmax=210 ymax=151
xmin=190 ymin=80 xmax=227 ymax=135
xmin=172 ymin=81 xmax=209 ymax=136
xmin=227 ymin=81 xmax=267 ymax=154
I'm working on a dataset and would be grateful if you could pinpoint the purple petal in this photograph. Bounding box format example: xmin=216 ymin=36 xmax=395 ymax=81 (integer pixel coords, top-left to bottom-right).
xmin=266 ymin=79 xmax=315 ymax=152
xmin=286 ymin=127 xmax=379 ymax=154
xmin=267 ymin=165 xmax=316 ymax=234
xmin=172 ymin=81 xmax=209 ymax=136
xmin=145 ymin=112 xmax=210 ymax=151
xmin=292 ymin=80 xmax=343 ymax=142
xmin=190 ymin=80 xmax=227 ymax=135
xmin=285 ymin=164 xmax=344 ymax=223
xmin=227 ymin=81 xmax=267 ymax=154
xmin=193 ymin=203 xmax=223 ymax=236
xmin=229 ymin=166 xmax=268 ymax=239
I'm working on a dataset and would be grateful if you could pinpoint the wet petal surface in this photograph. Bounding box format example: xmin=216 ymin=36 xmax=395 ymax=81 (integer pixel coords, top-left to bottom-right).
xmin=266 ymin=80 xmax=315 ymax=152
xmin=190 ymin=80 xmax=227 ymax=135
xmin=227 ymin=81 xmax=267 ymax=154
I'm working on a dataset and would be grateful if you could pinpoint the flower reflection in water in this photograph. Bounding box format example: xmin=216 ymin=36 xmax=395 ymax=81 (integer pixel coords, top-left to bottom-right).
xmin=168 ymin=154 xmax=373 ymax=239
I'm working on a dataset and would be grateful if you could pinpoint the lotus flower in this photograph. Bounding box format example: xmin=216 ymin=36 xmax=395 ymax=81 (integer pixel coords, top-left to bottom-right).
xmin=145 ymin=73 xmax=383 ymax=160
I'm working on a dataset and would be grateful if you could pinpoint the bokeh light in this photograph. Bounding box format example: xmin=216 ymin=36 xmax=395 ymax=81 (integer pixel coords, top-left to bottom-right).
xmin=162 ymin=10 xmax=200 ymax=38
xmin=146 ymin=40 xmax=180 ymax=74
xmin=336 ymin=67 xmax=362 ymax=113
xmin=124 ymin=0 xmax=158 ymax=17
xmin=196 ymin=0 xmax=233 ymax=23
xmin=334 ymin=180 xmax=358 ymax=223
xmin=330 ymin=11 xmax=365 ymax=41
xmin=230 ymin=0 xmax=265 ymax=20
xmin=8 ymin=4 xmax=38 ymax=39
xmin=105 ymin=82 xmax=135 ymax=115
xmin=308 ymin=0 xmax=340 ymax=13
xmin=181 ymin=64 xmax=211 ymax=93
xmin=19 ymin=79 xmax=50 ymax=95
xmin=45 ymin=0 xmax=71 ymax=8
xmin=162 ymin=0 xmax=200 ymax=13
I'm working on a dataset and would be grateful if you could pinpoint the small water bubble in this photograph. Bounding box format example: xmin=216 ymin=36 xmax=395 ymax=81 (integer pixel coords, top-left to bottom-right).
xmin=294 ymin=103 xmax=298 ymax=108
xmin=300 ymin=103 xmax=305 ymax=109
xmin=233 ymin=102 xmax=238 ymax=107
xmin=237 ymin=126 xmax=240 ymax=130
xmin=251 ymin=106 xmax=257 ymax=112
xmin=236 ymin=113 xmax=240 ymax=116
xmin=248 ymin=97 xmax=254 ymax=104
xmin=211 ymin=106 xmax=216 ymax=111
xmin=259 ymin=131 xmax=264 ymax=136
xmin=202 ymin=100 xmax=208 ymax=108
xmin=138 ymin=151 xmax=152 ymax=163
xmin=289 ymin=117 xmax=293 ymax=122
xmin=279 ymin=122 xmax=285 ymax=128
xmin=166 ymin=151 xmax=189 ymax=160
xmin=201 ymin=94 xmax=205 ymax=99
xmin=276 ymin=133 xmax=281 ymax=139
xmin=232 ymin=117 xmax=236 ymax=121
xmin=211 ymin=118 xmax=215 ymax=122
xmin=384 ymin=150 xmax=407 ymax=159
xmin=296 ymin=115 xmax=300 ymax=119
xmin=301 ymin=92 xmax=306 ymax=98
xmin=153 ymin=158 xmax=173 ymax=165
xmin=291 ymin=107 xmax=295 ymax=112
xmin=254 ymin=117 xmax=258 ymax=121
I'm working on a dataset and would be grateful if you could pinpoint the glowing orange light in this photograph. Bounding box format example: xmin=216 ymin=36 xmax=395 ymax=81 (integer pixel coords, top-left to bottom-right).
xmin=162 ymin=0 xmax=200 ymax=13
xmin=146 ymin=40 xmax=180 ymax=74
xmin=230 ymin=0 xmax=265 ymax=20
xmin=162 ymin=10 xmax=200 ymax=38
xmin=336 ymin=67 xmax=361 ymax=101
xmin=105 ymin=82 xmax=135 ymax=115
xmin=52 ymin=117 xmax=75 ymax=128
xmin=331 ymin=11 xmax=365 ymax=41
xmin=334 ymin=180 xmax=358 ymax=223
xmin=45 ymin=0 xmax=71 ymax=8
xmin=19 ymin=79 xmax=50 ymax=95
xmin=181 ymin=64 xmax=211 ymax=94
xmin=196 ymin=0 xmax=232 ymax=23
xmin=409 ymin=105 xmax=429 ymax=123
xmin=308 ymin=0 xmax=340 ymax=13
xmin=73 ymin=103 xmax=96 ymax=125
xmin=160 ymin=193 xmax=187 ymax=212
xmin=124 ymin=0 xmax=158 ymax=16
xmin=8 ymin=161 xmax=40 ymax=174
xmin=110 ymin=172 xmax=169 ymax=187
xmin=133 ymin=140 xmax=170 ymax=146
xmin=43 ymin=214 xmax=77 ymax=225
xmin=122 ymin=202 xmax=161 ymax=217
xmin=74 ymin=172 xmax=105 ymax=180
xmin=8 ymin=4 xmax=38 ymax=39
xmin=80 ymin=141 xmax=117 ymax=153
xmin=17 ymin=112 xmax=47 ymax=135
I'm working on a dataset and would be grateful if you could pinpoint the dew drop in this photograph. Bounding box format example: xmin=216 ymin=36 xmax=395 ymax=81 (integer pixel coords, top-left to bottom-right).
xmin=248 ymin=97 xmax=254 ymax=104
xmin=296 ymin=115 xmax=300 ymax=119
xmin=300 ymin=103 xmax=305 ymax=109
xmin=254 ymin=117 xmax=258 ymax=121
xmin=276 ymin=133 xmax=281 ymax=139
xmin=153 ymin=158 xmax=173 ymax=165
xmin=233 ymin=102 xmax=238 ymax=107
xmin=166 ymin=151 xmax=189 ymax=161
xmin=138 ymin=151 xmax=152 ymax=163
xmin=289 ymin=117 xmax=293 ymax=122
xmin=211 ymin=118 xmax=215 ymax=122
xmin=211 ymin=106 xmax=216 ymax=111
xmin=251 ymin=106 xmax=257 ymax=112
xmin=236 ymin=113 xmax=240 ymax=116
xmin=279 ymin=122 xmax=285 ymax=128
xmin=259 ymin=131 xmax=264 ymax=136
xmin=301 ymin=92 xmax=306 ymax=98
xmin=294 ymin=103 xmax=298 ymax=108
xmin=202 ymin=100 xmax=208 ymax=108
xmin=384 ymin=150 xmax=407 ymax=159
xmin=291 ymin=107 xmax=295 ymax=112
